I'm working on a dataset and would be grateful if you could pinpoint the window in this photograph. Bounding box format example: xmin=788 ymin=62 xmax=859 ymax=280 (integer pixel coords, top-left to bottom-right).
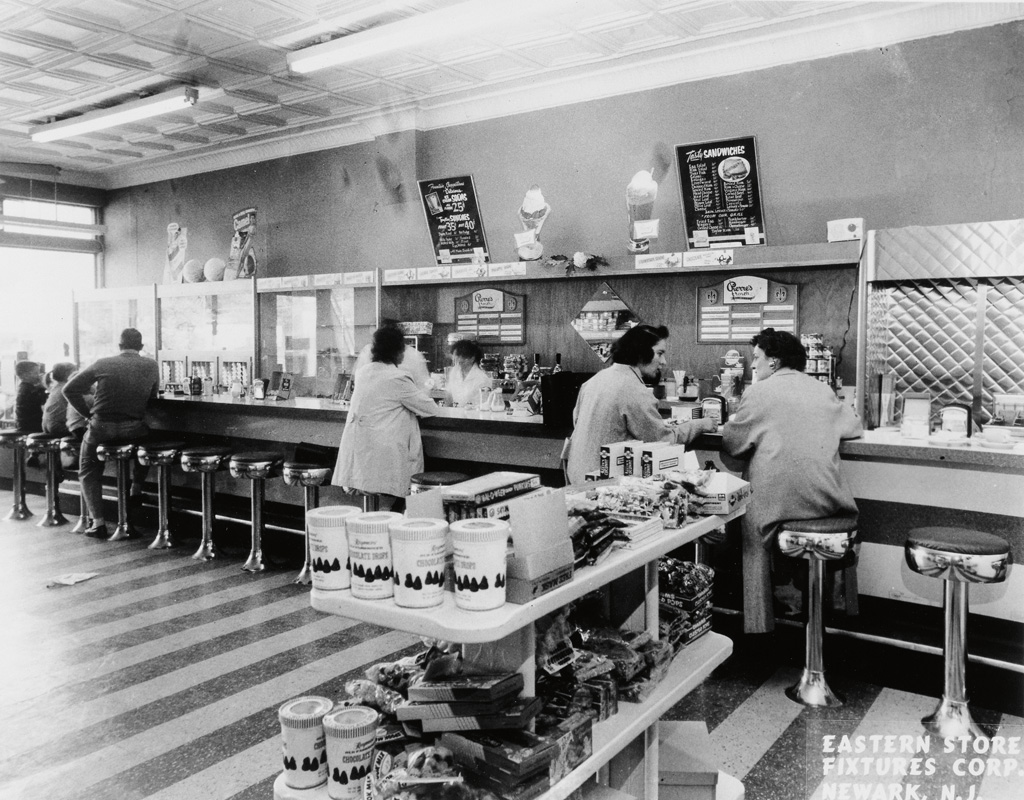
xmin=0 ymin=198 xmax=98 ymax=239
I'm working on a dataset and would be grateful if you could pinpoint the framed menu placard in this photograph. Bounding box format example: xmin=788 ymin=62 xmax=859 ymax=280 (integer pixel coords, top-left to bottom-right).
xmin=675 ymin=136 xmax=766 ymax=249
xmin=697 ymin=276 xmax=798 ymax=343
xmin=454 ymin=288 xmax=525 ymax=344
xmin=418 ymin=175 xmax=490 ymax=265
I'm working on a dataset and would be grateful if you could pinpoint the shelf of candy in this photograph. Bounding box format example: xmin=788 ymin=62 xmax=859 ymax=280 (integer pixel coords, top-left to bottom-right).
xmin=658 ymin=559 xmax=715 ymax=651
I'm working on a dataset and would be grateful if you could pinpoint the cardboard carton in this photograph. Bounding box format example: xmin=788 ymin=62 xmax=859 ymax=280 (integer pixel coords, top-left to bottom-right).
xmin=691 ymin=473 xmax=751 ymax=515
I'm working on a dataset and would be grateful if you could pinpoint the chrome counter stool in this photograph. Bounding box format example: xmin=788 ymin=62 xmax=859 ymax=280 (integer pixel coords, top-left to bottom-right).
xmin=905 ymin=527 xmax=1011 ymax=741
xmin=26 ymin=433 xmax=67 ymax=527
xmin=409 ymin=471 xmax=469 ymax=493
xmin=229 ymin=451 xmax=284 ymax=573
xmin=136 ymin=440 xmax=185 ymax=550
xmin=180 ymin=446 xmax=232 ymax=561
xmin=777 ymin=514 xmax=858 ymax=707
xmin=282 ymin=461 xmax=333 ymax=584
xmin=60 ymin=437 xmax=90 ymax=533
xmin=96 ymin=441 xmax=139 ymax=541
xmin=0 ymin=430 xmax=32 ymax=521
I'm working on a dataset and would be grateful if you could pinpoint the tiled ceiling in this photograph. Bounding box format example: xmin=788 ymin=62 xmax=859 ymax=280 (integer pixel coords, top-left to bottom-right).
xmin=0 ymin=0 xmax=1021 ymax=189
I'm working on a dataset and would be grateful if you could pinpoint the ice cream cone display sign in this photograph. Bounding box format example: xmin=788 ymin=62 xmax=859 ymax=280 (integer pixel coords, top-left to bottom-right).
xmin=347 ymin=512 xmax=403 ymax=600
xmin=388 ymin=517 xmax=448 ymax=608
xmin=450 ymin=518 xmax=510 ymax=611
xmin=323 ymin=707 xmax=379 ymax=800
xmin=626 ymin=170 xmax=658 ymax=254
xmin=278 ymin=696 xmax=334 ymax=789
xmin=675 ymin=135 xmax=765 ymax=249
xmin=516 ymin=184 xmax=550 ymax=260
xmin=417 ymin=175 xmax=489 ymax=265
xmin=224 ymin=206 xmax=257 ymax=279
xmin=306 ymin=506 xmax=361 ymax=591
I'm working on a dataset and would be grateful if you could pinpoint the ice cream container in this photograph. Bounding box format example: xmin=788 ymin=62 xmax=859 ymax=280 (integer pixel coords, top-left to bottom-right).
xmin=306 ymin=506 xmax=361 ymax=591
xmin=279 ymin=695 xmax=334 ymax=789
xmin=389 ymin=518 xmax=448 ymax=608
xmin=450 ymin=518 xmax=510 ymax=611
xmin=346 ymin=512 xmax=403 ymax=600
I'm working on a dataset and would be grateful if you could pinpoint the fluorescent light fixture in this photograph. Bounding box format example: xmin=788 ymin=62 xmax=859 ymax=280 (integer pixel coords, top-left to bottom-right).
xmin=287 ymin=0 xmax=547 ymax=73
xmin=30 ymin=86 xmax=200 ymax=143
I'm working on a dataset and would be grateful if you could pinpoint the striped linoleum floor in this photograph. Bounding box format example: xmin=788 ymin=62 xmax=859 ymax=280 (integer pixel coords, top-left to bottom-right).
xmin=1 ymin=489 xmax=1021 ymax=800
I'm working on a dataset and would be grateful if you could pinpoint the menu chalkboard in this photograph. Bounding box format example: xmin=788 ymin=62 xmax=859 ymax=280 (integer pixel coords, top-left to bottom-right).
xmin=418 ymin=175 xmax=490 ymax=265
xmin=675 ymin=136 xmax=766 ymax=249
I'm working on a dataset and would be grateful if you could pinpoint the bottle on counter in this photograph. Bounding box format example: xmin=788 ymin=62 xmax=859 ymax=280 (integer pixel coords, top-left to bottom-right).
xmin=230 ymin=378 xmax=242 ymax=398
xmin=552 ymin=353 xmax=562 ymax=374
xmin=528 ymin=353 xmax=541 ymax=381
xmin=202 ymin=375 xmax=213 ymax=397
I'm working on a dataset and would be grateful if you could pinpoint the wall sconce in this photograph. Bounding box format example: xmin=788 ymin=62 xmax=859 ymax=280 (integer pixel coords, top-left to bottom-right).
xmin=29 ymin=86 xmax=200 ymax=143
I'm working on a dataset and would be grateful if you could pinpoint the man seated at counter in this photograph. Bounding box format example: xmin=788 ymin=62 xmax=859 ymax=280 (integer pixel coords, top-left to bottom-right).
xmin=353 ymin=319 xmax=431 ymax=390
xmin=445 ymin=338 xmax=492 ymax=407
xmin=721 ymin=327 xmax=863 ymax=634
xmin=564 ymin=323 xmax=716 ymax=484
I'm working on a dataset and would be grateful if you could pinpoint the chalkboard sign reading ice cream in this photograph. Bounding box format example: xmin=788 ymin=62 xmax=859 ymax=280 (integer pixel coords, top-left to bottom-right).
xmin=418 ymin=175 xmax=490 ymax=265
xmin=675 ymin=136 xmax=766 ymax=249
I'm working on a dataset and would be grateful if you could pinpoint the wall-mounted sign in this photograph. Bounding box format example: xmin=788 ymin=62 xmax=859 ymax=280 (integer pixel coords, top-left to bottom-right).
xmin=455 ymin=288 xmax=525 ymax=344
xmin=675 ymin=136 xmax=766 ymax=249
xmin=418 ymin=175 xmax=489 ymax=265
xmin=697 ymin=277 xmax=798 ymax=343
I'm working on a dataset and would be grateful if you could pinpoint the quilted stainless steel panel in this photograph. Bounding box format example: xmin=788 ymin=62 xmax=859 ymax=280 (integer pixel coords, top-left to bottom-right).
xmin=984 ymin=277 xmax=1024 ymax=412
xmin=874 ymin=219 xmax=1024 ymax=281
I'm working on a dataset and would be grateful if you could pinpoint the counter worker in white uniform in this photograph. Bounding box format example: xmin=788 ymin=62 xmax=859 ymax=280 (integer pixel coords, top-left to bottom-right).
xmin=353 ymin=320 xmax=431 ymax=390
xmin=564 ymin=324 xmax=717 ymax=485
xmin=334 ymin=324 xmax=438 ymax=510
xmin=445 ymin=338 xmax=493 ymax=407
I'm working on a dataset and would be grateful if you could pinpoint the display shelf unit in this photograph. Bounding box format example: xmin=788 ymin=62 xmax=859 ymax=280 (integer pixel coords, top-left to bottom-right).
xmin=380 ymin=241 xmax=862 ymax=286
xmin=309 ymin=513 xmax=735 ymax=800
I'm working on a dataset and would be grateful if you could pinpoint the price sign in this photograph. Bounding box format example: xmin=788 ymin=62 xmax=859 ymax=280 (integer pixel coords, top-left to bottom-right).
xmin=697 ymin=277 xmax=798 ymax=343
xmin=418 ymin=175 xmax=490 ymax=265
xmin=675 ymin=136 xmax=766 ymax=249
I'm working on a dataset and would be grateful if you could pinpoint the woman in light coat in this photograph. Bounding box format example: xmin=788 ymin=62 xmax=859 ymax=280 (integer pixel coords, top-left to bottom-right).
xmin=333 ymin=325 xmax=437 ymax=509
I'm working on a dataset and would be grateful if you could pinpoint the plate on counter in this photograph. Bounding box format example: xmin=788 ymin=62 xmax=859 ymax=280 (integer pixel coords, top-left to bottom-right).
xmin=972 ymin=438 xmax=1017 ymax=450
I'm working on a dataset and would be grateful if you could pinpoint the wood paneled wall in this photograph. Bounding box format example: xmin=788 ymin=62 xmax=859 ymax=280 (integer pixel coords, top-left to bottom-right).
xmin=381 ymin=266 xmax=858 ymax=385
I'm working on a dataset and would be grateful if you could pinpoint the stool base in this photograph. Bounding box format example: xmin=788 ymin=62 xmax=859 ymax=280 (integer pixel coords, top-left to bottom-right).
xmin=242 ymin=552 xmax=265 ymax=573
xmin=923 ymin=698 xmax=986 ymax=742
xmin=148 ymin=529 xmax=174 ymax=550
xmin=108 ymin=522 xmax=137 ymax=542
xmin=38 ymin=509 xmax=68 ymax=528
xmin=192 ymin=540 xmax=217 ymax=561
xmin=4 ymin=502 xmax=32 ymax=521
xmin=786 ymin=668 xmax=843 ymax=707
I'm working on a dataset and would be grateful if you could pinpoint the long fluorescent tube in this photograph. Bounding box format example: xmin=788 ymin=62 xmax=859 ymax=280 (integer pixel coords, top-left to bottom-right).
xmin=29 ymin=87 xmax=200 ymax=143
xmin=287 ymin=0 xmax=547 ymax=73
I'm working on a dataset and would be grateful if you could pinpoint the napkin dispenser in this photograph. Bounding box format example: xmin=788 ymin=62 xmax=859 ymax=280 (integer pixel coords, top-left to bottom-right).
xmin=939 ymin=403 xmax=973 ymax=437
xmin=900 ymin=392 xmax=932 ymax=439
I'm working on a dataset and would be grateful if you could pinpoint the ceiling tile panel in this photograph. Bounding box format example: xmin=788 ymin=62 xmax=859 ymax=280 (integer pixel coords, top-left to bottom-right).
xmin=129 ymin=16 xmax=256 ymax=58
xmin=56 ymin=0 xmax=171 ymax=32
xmin=0 ymin=34 xmax=54 ymax=61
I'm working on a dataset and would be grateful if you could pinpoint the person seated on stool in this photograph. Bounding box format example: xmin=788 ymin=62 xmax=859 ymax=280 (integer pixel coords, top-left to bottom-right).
xmin=333 ymin=324 xmax=438 ymax=512
xmin=42 ymin=362 xmax=77 ymax=438
xmin=63 ymin=329 xmax=160 ymax=539
xmin=445 ymin=338 xmax=492 ymax=407
xmin=14 ymin=360 xmax=47 ymax=433
xmin=721 ymin=328 xmax=863 ymax=634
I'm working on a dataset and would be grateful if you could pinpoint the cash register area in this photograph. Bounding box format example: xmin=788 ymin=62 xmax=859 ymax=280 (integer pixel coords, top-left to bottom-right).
xmin=1 ymin=486 xmax=1021 ymax=800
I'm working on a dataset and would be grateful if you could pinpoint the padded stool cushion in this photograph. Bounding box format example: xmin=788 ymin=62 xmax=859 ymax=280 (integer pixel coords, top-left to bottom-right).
xmin=906 ymin=527 xmax=1010 ymax=557
xmin=230 ymin=451 xmax=284 ymax=465
xmin=411 ymin=471 xmax=470 ymax=487
xmin=97 ymin=441 xmax=137 ymax=459
xmin=779 ymin=515 xmax=859 ymax=534
xmin=137 ymin=440 xmax=186 ymax=454
xmin=27 ymin=434 xmax=62 ymax=451
xmin=182 ymin=446 xmax=233 ymax=458
xmin=0 ymin=430 xmax=29 ymax=445
xmin=282 ymin=462 xmax=333 ymax=487
xmin=181 ymin=446 xmax=233 ymax=472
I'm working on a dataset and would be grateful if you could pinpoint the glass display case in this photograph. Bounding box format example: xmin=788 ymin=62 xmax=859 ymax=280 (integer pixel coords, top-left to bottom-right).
xmin=257 ymin=271 xmax=378 ymax=398
xmin=74 ymin=285 xmax=158 ymax=367
xmin=157 ymin=281 xmax=255 ymax=389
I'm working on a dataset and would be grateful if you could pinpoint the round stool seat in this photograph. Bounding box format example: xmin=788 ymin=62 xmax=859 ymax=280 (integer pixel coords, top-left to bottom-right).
xmin=26 ymin=433 xmax=63 ymax=452
xmin=229 ymin=451 xmax=283 ymax=480
xmin=0 ymin=430 xmax=29 ymax=447
xmin=905 ymin=527 xmax=1010 ymax=584
xmin=97 ymin=441 xmax=138 ymax=461
xmin=137 ymin=441 xmax=186 ymax=467
xmin=410 ymin=471 xmax=470 ymax=492
xmin=181 ymin=446 xmax=233 ymax=473
xmin=778 ymin=515 xmax=858 ymax=561
xmin=282 ymin=462 xmax=332 ymax=487
xmin=60 ymin=436 xmax=81 ymax=455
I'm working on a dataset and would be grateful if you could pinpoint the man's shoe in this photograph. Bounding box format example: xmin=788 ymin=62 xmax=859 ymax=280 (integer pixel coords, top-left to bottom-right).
xmin=84 ymin=524 xmax=109 ymax=539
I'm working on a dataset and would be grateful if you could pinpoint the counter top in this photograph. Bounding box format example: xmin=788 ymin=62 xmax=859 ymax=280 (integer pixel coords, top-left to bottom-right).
xmin=838 ymin=428 xmax=1024 ymax=472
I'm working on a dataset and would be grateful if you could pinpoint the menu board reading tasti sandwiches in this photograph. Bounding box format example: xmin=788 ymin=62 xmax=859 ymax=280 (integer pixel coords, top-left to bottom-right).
xmin=675 ymin=136 xmax=766 ymax=249
xmin=418 ymin=175 xmax=490 ymax=265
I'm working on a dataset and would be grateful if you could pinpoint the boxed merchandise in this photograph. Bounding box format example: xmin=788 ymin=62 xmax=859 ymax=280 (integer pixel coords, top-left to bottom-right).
xmin=442 ymin=472 xmax=542 ymax=507
xmin=407 ymin=672 xmax=524 ymax=703
xmin=639 ymin=444 xmax=700 ymax=479
xmin=506 ymin=488 xmax=575 ymax=604
xmin=395 ymin=695 xmax=519 ymax=722
xmin=471 ymin=487 xmax=548 ymax=520
xmin=622 ymin=440 xmax=670 ymax=477
xmin=599 ymin=440 xmax=643 ymax=478
xmin=415 ymin=696 xmax=543 ymax=733
xmin=439 ymin=729 xmax=557 ymax=777
xmin=535 ymin=711 xmax=595 ymax=783
xmin=688 ymin=472 xmax=751 ymax=516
